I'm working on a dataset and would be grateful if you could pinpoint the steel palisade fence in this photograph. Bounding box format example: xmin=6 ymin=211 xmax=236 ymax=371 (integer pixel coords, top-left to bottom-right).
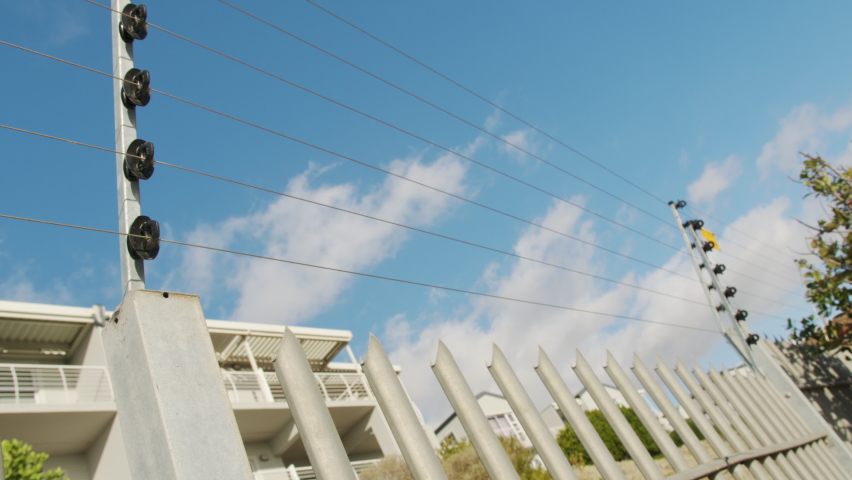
xmin=271 ymin=329 xmax=852 ymax=480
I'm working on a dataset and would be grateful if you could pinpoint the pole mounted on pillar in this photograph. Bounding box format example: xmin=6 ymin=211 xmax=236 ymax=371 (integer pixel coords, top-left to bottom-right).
xmin=112 ymin=1 xmax=158 ymax=297
xmin=669 ymin=201 xmax=756 ymax=369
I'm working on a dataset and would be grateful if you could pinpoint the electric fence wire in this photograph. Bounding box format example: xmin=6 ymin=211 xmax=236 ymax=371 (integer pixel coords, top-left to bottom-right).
xmin=210 ymin=2 xmax=686 ymax=236
xmin=0 ymin=123 xmax=764 ymax=312
xmin=0 ymin=39 xmax=806 ymax=314
xmin=0 ymin=37 xmax=699 ymax=281
xmin=0 ymin=213 xmax=723 ymax=334
xmin=82 ymin=0 xmax=808 ymax=285
xmin=0 ymin=123 xmax=810 ymax=319
xmin=81 ymin=0 xmax=686 ymax=259
xmin=683 ymin=204 xmax=802 ymax=272
xmin=298 ymin=0 xmax=805 ymax=274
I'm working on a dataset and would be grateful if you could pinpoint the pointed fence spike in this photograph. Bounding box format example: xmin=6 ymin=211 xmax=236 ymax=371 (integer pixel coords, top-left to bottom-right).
xmin=488 ymin=344 xmax=577 ymax=480
xmin=363 ymin=335 xmax=447 ymax=480
xmin=432 ymin=342 xmax=521 ymax=480
xmin=535 ymin=348 xmax=627 ymax=480
xmin=574 ymin=349 xmax=664 ymax=480
xmin=274 ymin=328 xmax=357 ymax=480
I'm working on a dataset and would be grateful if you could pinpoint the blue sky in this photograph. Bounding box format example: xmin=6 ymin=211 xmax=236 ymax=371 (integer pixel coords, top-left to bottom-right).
xmin=2 ymin=0 xmax=852 ymax=423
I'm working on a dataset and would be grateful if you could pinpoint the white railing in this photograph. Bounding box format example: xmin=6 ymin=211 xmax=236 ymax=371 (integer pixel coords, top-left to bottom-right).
xmin=0 ymin=363 xmax=113 ymax=404
xmin=253 ymin=460 xmax=379 ymax=480
xmin=221 ymin=371 xmax=373 ymax=404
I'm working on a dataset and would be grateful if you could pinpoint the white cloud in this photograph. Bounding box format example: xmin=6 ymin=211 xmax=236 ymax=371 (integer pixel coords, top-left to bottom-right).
xmin=174 ymin=146 xmax=473 ymax=324
xmin=756 ymin=104 xmax=852 ymax=177
xmin=686 ymin=155 xmax=743 ymax=205
xmin=382 ymin=195 xmax=812 ymax=426
xmin=499 ymin=129 xmax=536 ymax=163
xmin=0 ymin=268 xmax=73 ymax=305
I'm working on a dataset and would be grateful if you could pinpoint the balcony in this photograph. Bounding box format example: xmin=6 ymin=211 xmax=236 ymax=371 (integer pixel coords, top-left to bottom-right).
xmin=221 ymin=371 xmax=373 ymax=404
xmin=253 ymin=460 xmax=379 ymax=479
xmin=0 ymin=363 xmax=113 ymax=405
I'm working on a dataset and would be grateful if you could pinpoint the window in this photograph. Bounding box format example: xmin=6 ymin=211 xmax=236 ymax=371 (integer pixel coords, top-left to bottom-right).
xmin=486 ymin=413 xmax=527 ymax=443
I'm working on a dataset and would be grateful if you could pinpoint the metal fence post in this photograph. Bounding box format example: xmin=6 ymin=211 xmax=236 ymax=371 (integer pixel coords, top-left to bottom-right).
xmin=655 ymin=359 xmax=751 ymax=480
xmin=535 ymin=348 xmax=627 ymax=480
xmin=753 ymin=373 xmax=852 ymax=479
xmin=603 ymin=352 xmax=690 ymax=473
xmin=673 ymin=360 xmax=774 ymax=480
xmin=573 ymin=350 xmax=664 ymax=480
xmin=488 ymin=344 xmax=577 ymax=480
xmin=273 ymin=328 xmax=357 ymax=480
xmin=362 ymin=334 xmax=447 ymax=480
xmin=710 ymin=365 xmax=802 ymax=480
xmin=631 ymin=356 xmax=715 ymax=468
xmin=102 ymin=290 xmax=253 ymax=479
xmin=750 ymin=373 xmax=847 ymax=480
xmin=112 ymin=0 xmax=145 ymax=296
xmin=432 ymin=341 xmax=521 ymax=480
xmin=730 ymin=372 xmax=826 ymax=480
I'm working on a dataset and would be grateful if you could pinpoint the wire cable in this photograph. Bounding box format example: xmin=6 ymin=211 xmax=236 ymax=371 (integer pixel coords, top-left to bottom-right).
xmin=0 ymin=37 xmax=708 ymax=282
xmin=84 ymin=0 xmax=798 ymax=283
xmin=0 ymin=123 xmax=809 ymax=321
xmin=214 ymin=0 xmax=683 ymax=233
xmin=0 ymin=123 xmax=721 ymax=310
xmin=0 ymin=213 xmax=722 ymax=334
xmin=0 ymin=40 xmax=806 ymax=313
xmin=79 ymin=0 xmax=687 ymax=257
xmin=299 ymin=0 xmax=806 ymax=274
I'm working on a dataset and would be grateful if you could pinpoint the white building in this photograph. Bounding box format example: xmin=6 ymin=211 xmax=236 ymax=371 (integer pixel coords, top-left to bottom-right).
xmin=435 ymin=392 xmax=531 ymax=448
xmin=0 ymin=299 xmax=405 ymax=480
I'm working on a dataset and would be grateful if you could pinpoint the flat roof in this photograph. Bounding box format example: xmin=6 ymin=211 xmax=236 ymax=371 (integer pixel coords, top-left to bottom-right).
xmin=0 ymin=300 xmax=353 ymax=370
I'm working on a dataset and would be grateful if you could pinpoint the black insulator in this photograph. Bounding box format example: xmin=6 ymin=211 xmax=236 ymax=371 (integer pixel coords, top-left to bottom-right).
xmin=676 ymin=200 xmax=687 ymax=209
xmin=119 ymin=4 xmax=148 ymax=43
xmin=746 ymin=333 xmax=760 ymax=345
xmin=692 ymin=219 xmax=704 ymax=229
xmin=702 ymin=241 xmax=716 ymax=252
xmin=121 ymin=68 xmax=151 ymax=108
xmin=123 ymin=139 xmax=155 ymax=181
xmin=716 ymin=304 xmax=725 ymax=312
xmin=708 ymin=284 xmax=715 ymax=290
xmin=735 ymin=310 xmax=748 ymax=321
xmin=127 ymin=215 xmax=160 ymax=260
xmin=713 ymin=264 xmax=726 ymax=275
xmin=699 ymin=263 xmax=705 ymax=269
xmin=724 ymin=286 xmax=737 ymax=298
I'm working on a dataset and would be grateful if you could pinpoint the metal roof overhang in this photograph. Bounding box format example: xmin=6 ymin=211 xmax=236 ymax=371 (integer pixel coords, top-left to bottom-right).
xmin=0 ymin=300 xmax=95 ymax=360
xmin=206 ymin=320 xmax=352 ymax=371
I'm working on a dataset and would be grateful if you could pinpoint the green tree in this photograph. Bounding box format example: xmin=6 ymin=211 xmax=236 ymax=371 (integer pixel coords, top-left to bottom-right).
xmin=556 ymin=407 xmax=662 ymax=466
xmin=2 ymin=439 xmax=69 ymax=480
xmin=788 ymin=155 xmax=852 ymax=358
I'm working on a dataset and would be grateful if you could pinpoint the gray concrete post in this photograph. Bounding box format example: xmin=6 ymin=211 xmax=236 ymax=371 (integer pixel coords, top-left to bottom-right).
xmin=102 ymin=290 xmax=253 ymax=480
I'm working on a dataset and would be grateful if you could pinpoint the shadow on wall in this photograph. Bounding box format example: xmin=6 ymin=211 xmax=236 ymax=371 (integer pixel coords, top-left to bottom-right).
xmin=768 ymin=340 xmax=852 ymax=446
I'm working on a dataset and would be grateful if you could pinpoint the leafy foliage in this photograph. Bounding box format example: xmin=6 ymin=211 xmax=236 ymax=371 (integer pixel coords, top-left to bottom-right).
xmin=358 ymin=455 xmax=413 ymax=480
xmin=788 ymin=155 xmax=852 ymax=358
xmin=668 ymin=419 xmax=705 ymax=446
xmin=2 ymin=439 xmax=69 ymax=480
xmin=440 ymin=436 xmax=551 ymax=480
xmin=362 ymin=436 xmax=550 ymax=480
xmin=556 ymin=407 xmax=662 ymax=466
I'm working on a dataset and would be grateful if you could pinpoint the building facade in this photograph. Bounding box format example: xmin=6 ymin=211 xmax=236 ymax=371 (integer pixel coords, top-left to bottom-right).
xmin=0 ymin=299 xmax=403 ymax=480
